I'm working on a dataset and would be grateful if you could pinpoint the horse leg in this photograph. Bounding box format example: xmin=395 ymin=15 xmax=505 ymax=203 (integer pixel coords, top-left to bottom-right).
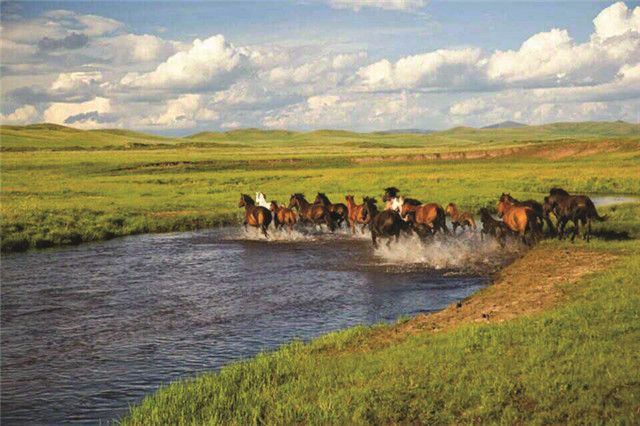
xmin=570 ymin=218 xmax=579 ymax=243
xmin=452 ymin=222 xmax=458 ymax=234
xmin=586 ymin=217 xmax=592 ymax=242
xmin=361 ymin=223 xmax=368 ymax=234
xmin=262 ymin=224 xmax=269 ymax=239
xmin=371 ymin=230 xmax=378 ymax=248
xmin=558 ymin=218 xmax=567 ymax=240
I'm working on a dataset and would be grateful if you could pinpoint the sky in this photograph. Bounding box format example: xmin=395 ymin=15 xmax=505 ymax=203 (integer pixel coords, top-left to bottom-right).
xmin=1 ymin=0 xmax=639 ymax=134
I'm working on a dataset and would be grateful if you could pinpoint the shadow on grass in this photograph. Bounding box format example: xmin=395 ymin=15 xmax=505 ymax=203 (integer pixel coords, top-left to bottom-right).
xmin=591 ymin=229 xmax=632 ymax=241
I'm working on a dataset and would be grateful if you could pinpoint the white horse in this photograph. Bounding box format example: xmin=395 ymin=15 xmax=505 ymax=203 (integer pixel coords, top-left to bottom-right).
xmin=255 ymin=192 xmax=272 ymax=209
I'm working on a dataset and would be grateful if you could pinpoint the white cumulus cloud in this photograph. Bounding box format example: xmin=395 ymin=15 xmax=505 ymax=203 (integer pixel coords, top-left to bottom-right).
xmin=120 ymin=35 xmax=247 ymax=91
xmin=0 ymin=105 xmax=39 ymax=124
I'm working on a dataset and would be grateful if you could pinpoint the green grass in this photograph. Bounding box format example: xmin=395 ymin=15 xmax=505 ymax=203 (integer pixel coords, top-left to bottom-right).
xmin=122 ymin=232 xmax=640 ymax=424
xmin=2 ymin=121 xmax=638 ymax=252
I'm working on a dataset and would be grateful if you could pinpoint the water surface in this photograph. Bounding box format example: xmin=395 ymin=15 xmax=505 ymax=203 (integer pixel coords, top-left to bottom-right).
xmin=1 ymin=228 xmax=491 ymax=424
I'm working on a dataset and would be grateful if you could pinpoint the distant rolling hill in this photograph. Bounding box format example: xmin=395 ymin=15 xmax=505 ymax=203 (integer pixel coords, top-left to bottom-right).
xmin=482 ymin=121 xmax=528 ymax=129
xmin=0 ymin=121 xmax=638 ymax=151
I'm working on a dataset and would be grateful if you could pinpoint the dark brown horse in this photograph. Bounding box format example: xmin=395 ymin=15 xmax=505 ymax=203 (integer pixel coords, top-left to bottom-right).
xmin=479 ymin=207 xmax=510 ymax=246
xmin=399 ymin=198 xmax=448 ymax=236
xmin=362 ymin=197 xmax=407 ymax=248
xmin=238 ymin=193 xmax=272 ymax=238
xmin=382 ymin=187 xmax=421 ymax=210
xmin=288 ymin=193 xmax=336 ymax=231
xmin=496 ymin=200 xmax=540 ymax=245
xmin=445 ymin=203 xmax=476 ymax=233
xmin=270 ymin=201 xmax=297 ymax=232
xmin=499 ymin=193 xmax=552 ymax=234
xmin=345 ymin=195 xmax=370 ymax=234
xmin=314 ymin=192 xmax=349 ymax=228
xmin=544 ymin=187 xmax=607 ymax=242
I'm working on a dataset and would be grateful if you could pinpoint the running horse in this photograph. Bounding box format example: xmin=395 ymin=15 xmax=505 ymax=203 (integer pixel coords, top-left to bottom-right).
xmin=496 ymin=199 xmax=541 ymax=245
xmin=314 ymin=193 xmax=349 ymax=228
xmin=397 ymin=196 xmax=448 ymax=236
xmin=445 ymin=203 xmax=476 ymax=233
xmin=544 ymin=187 xmax=607 ymax=242
xmin=499 ymin=193 xmax=551 ymax=234
xmin=238 ymin=193 xmax=272 ymax=238
xmin=288 ymin=193 xmax=336 ymax=231
xmin=255 ymin=192 xmax=271 ymax=209
xmin=345 ymin=195 xmax=370 ymax=234
xmin=270 ymin=201 xmax=297 ymax=232
xmin=362 ymin=197 xmax=406 ymax=248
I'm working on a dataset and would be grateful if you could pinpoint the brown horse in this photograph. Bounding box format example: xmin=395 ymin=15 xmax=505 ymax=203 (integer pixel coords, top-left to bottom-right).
xmin=270 ymin=201 xmax=297 ymax=232
xmin=238 ymin=193 xmax=272 ymax=238
xmin=445 ymin=203 xmax=477 ymax=233
xmin=544 ymin=187 xmax=606 ymax=242
xmin=288 ymin=193 xmax=336 ymax=231
xmin=479 ymin=207 xmax=510 ymax=246
xmin=499 ymin=193 xmax=552 ymax=234
xmin=362 ymin=197 xmax=406 ymax=248
xmin=496 ymin=200 xmax=540 ymax=245
xmin=345 ymin=195 xmax=370 ymax=234
xmin=400 ymin=198 xmax=448 ymax=236
xmin=314 ymin=193 xmax=349 ymax=228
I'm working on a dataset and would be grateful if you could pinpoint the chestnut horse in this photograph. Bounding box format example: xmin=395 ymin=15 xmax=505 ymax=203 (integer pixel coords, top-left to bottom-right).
xmin=362 ymin=197 xmax=406 ymax=248
xmin=496 ymin=200 xmax=541 ymax=245
xmin=398 ymin=197 xmax=448 ymax=235
xmin=238 ymin=193 xmax=272 ymax=238
xmin=270 ymin=201 xmax=297 ymax=232
xmin=288 ymin=193 xmax=336 ymax=231
xmin=499 ymin=193 xmax=551 ymax=234
xmin=445 ymin=203 xmax=476 ymax=233
xmin=345 ymin=195 xmax=370 ymax=234
xmin=314 ymin=193 xmax=349 ymax=228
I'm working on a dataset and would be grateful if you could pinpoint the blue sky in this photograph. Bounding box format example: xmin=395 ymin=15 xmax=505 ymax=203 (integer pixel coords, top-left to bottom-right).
xmin=1 ymin=1 xmax=639 ymax=133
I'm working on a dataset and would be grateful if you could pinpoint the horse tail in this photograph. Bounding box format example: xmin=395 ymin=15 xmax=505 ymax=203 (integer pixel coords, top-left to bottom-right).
xmin=586 ymin=199 xmax=607 ymax=221
xmin=264 ymin=209 xmax=273 ymax=229
xmin=437 ymin=207 xmax=449 ymax=234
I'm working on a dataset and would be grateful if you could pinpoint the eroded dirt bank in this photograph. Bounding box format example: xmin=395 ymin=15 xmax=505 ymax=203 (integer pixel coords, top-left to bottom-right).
xmin=360 ymin=245 xmax=617 ymax=347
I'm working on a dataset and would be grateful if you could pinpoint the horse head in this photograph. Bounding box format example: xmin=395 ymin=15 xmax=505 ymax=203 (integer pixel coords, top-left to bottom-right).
xmin=239 ymin=193 xmax=254 ymax=208
xmin=363 ymin=197 xmax=378 ymax=218
xmin=288 ymin=193 xmax=304 ymax=209
xmin=314 ymin=192 xmax=328 ymax=205
xmin=382 ymin=187 xmax=400 ymax=202
xmin=269 ymin=200 xmax=278 ymax=211
xmin=496 ymin=200 xmax=510 ymax=217
xmin=445 ymin=203 xmax=456 ymax=216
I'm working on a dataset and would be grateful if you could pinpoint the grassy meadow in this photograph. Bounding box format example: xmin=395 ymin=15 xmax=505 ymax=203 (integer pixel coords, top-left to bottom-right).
xmin=1 ymin=121 xmax=639 ymax=252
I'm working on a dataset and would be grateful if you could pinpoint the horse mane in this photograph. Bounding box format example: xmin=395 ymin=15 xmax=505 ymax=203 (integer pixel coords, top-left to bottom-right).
xmin=550 ymin=187 xmax=570 ymax=196
xmin=241 ymin=193 xmax=254 ymax=205
xmin=292 ymin=193 xmax=305 ymax=199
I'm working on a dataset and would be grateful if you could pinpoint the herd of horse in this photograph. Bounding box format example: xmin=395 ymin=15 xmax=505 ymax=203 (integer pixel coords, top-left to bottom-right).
xmin=238 ymin=187 xmax=607 ymax=248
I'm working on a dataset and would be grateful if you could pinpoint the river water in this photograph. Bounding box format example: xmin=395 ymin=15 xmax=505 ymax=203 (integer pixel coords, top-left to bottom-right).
xmin=1 ymin=226 xmax=520 ymax=424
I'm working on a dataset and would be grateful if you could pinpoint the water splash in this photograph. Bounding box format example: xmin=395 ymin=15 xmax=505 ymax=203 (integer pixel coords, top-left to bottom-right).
xmin=373 ymin=232 xmax=525 ymax=272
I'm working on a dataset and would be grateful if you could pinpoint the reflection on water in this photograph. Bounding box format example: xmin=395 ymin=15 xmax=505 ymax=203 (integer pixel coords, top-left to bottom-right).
xmin=2 ymin=228 xmax=492 ymax=424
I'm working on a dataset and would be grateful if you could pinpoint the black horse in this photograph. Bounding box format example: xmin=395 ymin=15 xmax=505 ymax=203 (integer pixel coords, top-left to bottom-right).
xmin=362 ymin=197 xmax=408 ymax=248
xmin=544 ymin=188 xmax=606 ymax=242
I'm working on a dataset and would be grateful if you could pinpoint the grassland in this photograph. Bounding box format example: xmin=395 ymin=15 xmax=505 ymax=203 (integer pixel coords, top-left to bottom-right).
xmin=1 ymin=121 xmax=639 ymax=252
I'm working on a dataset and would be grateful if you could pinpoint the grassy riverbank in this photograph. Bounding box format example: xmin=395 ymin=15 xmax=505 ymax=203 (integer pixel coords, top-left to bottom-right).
xmin=1 ymin=121 xmax=639 ymax=252
xmin=122 ymin=203 xmax=640 ymax=425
